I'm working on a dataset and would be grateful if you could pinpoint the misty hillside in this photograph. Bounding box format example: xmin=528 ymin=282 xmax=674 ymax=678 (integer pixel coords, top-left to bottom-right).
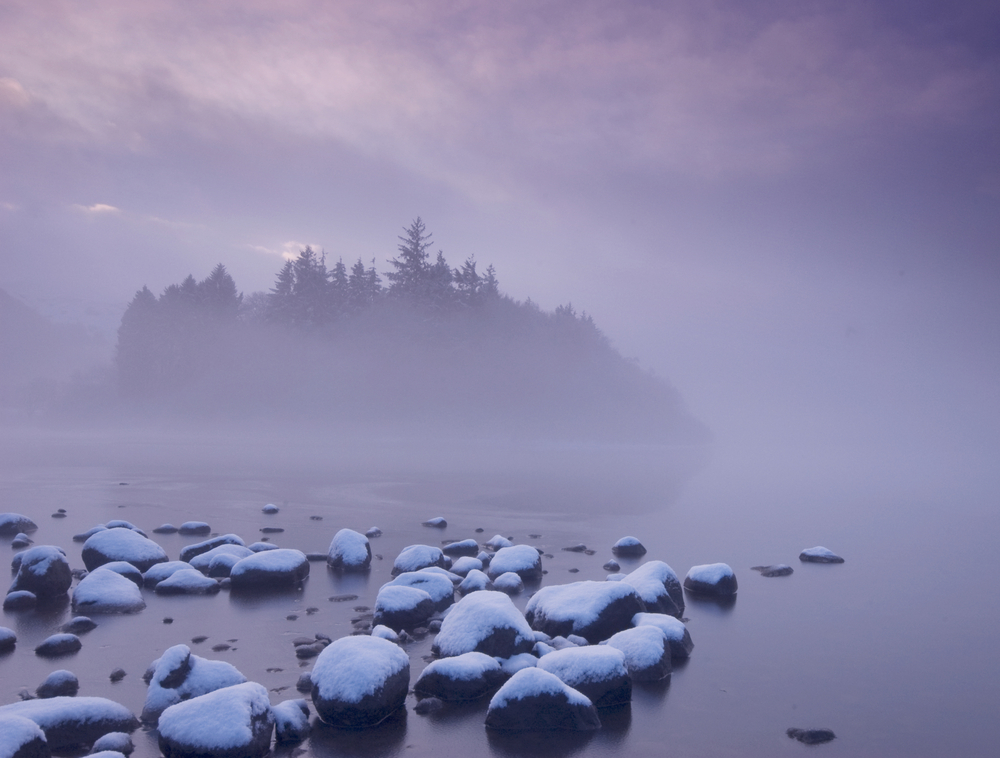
xmin=114 ymin=221 xmax=705 ymax=443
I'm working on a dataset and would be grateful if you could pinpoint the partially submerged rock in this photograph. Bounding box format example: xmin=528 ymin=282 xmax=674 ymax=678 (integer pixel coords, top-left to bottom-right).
xmin=604 ymin=625 xmax=672 ymax=682
xmin=153 ymin=569 xmax=221 ymax=596
xmin=72 ymin=569 xmax=146 ymax=614
xmin=229 ymin=549 xmax=309 ymax=590
xmin=8 ymin=547 xmax=71 ymax=599
xmin=525 ymin=581 xmax=645 ymax=643
xmin=34 ymin=635 xmax=81 ymax=658
xmin=81 ymin=530 xmax=167 ymax=573
xmin=751 ymin=564 xmax=794 ymax=577
xmin=372 ymin=585 xmax=435 ymax=631
xmin=0 ymin=514 xmax=37 ymax=536
xmin=414 ymin=652 xmax=505 ymax=701
xmin=799 ymin=547 xmax=844 ymax=564
xmin=619 ymin=560 xmax=684 ymax=617
xmin=442 ymin=539 xmax=479 ymax=557
xmin=188 ymin=545 xmax=254 ymax=574
xmin=59 ymin=617 xmax=96 ymax=635
xmin=391 ymin=545 xmax=446 ymax=576
xmin=382 ymin=571 xmax=455 ymax=612
xmin=327 ymin=529 xmax=372 ymax=572
xmin=0 ymin=626 xmax=16 ymax=652
xmin=432 ymin=591 xmax=535 ymax=659
xmin=141 ymin=563 xmax=191 ymax=589
xmin=142 ymin=644 xmax=248 ymax=723
xmin=611 ymin=536 xmax=647 ymax=557
xmin=179 ymin=535 xmax=245 ymax=563
xmin=485 ymin=668 xmax=600 ymax=732
xmin=158 ymin=683 xmax=273 ymax=758
xmin=272 ymin=699 xmax=310 ymax=743
xmin=537 ymin=645 xmax=631 ymax=707
xmin=683 ymin=563 xmax=738 ymax=596
xmin=458 ymin=569 xmax=494 ymax=595
xmin=0 ymin=697 xmax=138 ymax=750
xmin=632 ymin=613 xmax=694 ymax=659
xmin=487 ymin=545 xmax=542 ymax=583
xmin=36 ymin=671 xmax=78 ymax=699
xmin=787 ymin=727 xmax=836 ymax=744
xmin=177 ymin=522 xmax=211 ymax=536
xmin=0 ymin=714 xmax=47 ymax=758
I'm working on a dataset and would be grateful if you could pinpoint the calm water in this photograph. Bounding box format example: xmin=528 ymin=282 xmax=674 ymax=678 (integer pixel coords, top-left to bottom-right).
xmin=1 ymin=428 xmax=998 ymax=757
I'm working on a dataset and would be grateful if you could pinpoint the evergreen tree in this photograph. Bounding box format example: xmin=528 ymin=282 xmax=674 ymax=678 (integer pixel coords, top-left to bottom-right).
xmin=199 ymin=263 xmax=242 ymax=318
xmin=428 ymin=251 xmax=454 ymax=310
xmin=385 ymin=218 xmax=433 ymax=300
xmin=453 ymin=256 xmax=482 ymax=306
xmin=328 ymin=258 xmax=349 ymax=320
xmin=291 ymin=246 xmax=328 ymax=326
xmin=268 ymin=261 xmax=296 ymax=325
xmin=116 ymin=286 xmax=162 ymax=397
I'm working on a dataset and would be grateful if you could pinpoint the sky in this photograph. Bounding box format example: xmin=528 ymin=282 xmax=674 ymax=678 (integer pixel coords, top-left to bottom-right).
xmin=1 ymin=0 xmax=998 ymax=456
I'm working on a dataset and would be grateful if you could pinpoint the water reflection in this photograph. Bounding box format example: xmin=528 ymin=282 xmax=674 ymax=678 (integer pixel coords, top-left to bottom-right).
xmin=308 ymin=707 xmax=407 ymax=758
xmin=682 ymin=590 xmax=737 ymax=613
xmin=486 ymin=727 xmax=595 ymax=758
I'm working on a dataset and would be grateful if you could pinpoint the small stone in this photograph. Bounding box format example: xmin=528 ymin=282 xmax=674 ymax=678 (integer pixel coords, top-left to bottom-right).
xmin=212 ymin=643 xmax=231 ymax=652
xmin=603 ymin=560 xmax=621 ymax=572
xmin=163 ymin=617 xmax=173 ymax=624
xmin=295 ymin=672 xmax=312 ymax=692
xmin=787 ymin=728 xmax=836 ymax=744
xmin=153 ymin=524 xmax=179 ymax=534
xmin=110 ymin=667 xmax=127 ymax=682
xmin=799 ymin=547 xmax=844 ymax=564
xmin=262 ymin=504 xmax=279 ymax=514
xmin=260 ymin=527 xmax=284 ymax=533
xmin=562 ymin=544 xmax=587 ymax=553
xmin=414 ymin=697 xmax=444 ymax=714
xmin=365 ymin=527 xmax=382 ymax=538
xmin=751 ymin=564 xmax=794 ymax=577
xmin=568 ymin=568 xmax=579 ymax=573
xmin=329 ymin=594 xmax=358 ymax=602
xmin=422 ymin=517 xmax=447 ymax=528
xmin=34 ymin=633 xmax=81 ymax=657
xmin=191 ymin=635 xmax=208 ymax=644
xmin=286 ymin=614 xmax=298 ymax=621
xmin=474 ymin=528 xmax=484 ymax=533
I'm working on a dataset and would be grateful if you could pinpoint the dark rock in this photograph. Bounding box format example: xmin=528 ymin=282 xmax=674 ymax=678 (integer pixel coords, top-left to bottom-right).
xmin=0 ymin=514 xmax=38 ymax=536
xmin=485 ymin=668 xmax=600 ymax=731
xmin=422 ymin=517 xmax=447 ymax=528
xmin=620 ymin=560 xmax=684 ymax=617
xmin=259 ymin=527 xmax=284 ymax=533
xmin=9 ymin=546 xmax=72 ymax=598
xmin=178 ymin=522 xmax=211 ymax=536
xmin=611 ymin=536 xmax=647 ymax=557
xmin=0 ymin=626 xmax=16 ymax=652
xmin=311 ymin=636 xmax=410 ymax=728
xmin=110 ymin=668 xmax=127 ymax=683
xmin=5 ymin=591 xmax=38 ymax=610
xmin=191 ymin=636 xmax=207 ymax=644
xmin=305 ymin=552 xmax=327 ymax=561
xmin=92 ymin=731 xmax=134 ymax=754
xmin=373 ymin=586 xmax=435 ymax=631
xmin=295 ymin=643 xmax=324 ymax=660
xmin=178 ymin=535 xmax=245 ymax=563
xmin=752 ymin=564 xmax=794 ymax=577
xmin=414 ymin=697 xmax=444 ymax=714
xmin=603 ymin=560 xmax=620 ymax=572
xmin=229 ymin=549 xmax=309 ymax=591
xmin=158 ymin=683 xmax=273 ymax=758
xmin=525 ymin=581 xmax=645 ymax=644
xmin=365 ymin=527 xmax=382 ymax=538
xmin=415 ymin=652 xmax=506 ymax=701
xmin=442 ymin=539 xmax=480 ymax=557
xmin=273 ymin=699 xmax=310 ymax=742
xmin=329 ymin=594 xmax=358 ymax=602
xmin=799 ymin=547 xmax=845 ymax=564
xmin=152 ymin=524 xmax=179 ymax=534
xmin=262 ymin=504 xmax=279 ymax=514
xmin=683 ymin=563 xmax=738 ymax=597
xmin=0 ymin=696 xmax=138 ymax=750
xmin=50 ymin=513 xmax=66 ymax=519
xmin=562 ymin=544 xmax=587 ymax=553
xmin=60 ymin=617 xmax=96 ymax=635
xmin=538 ymin=646 xmax=631 ymax=708
xmin=295 ymin=672 xmax=312 ymax=693
xmin=605 ymin=626 xmax=672 ymax=681
xmin=34 ymin=635 xmax=81 ymax=657
xmin=787 ymin=728 xmax=836 ymax=744
xmin=327 ymin=529 xmax=372 ymax=572
xmin=487 ymin=545 xmax=543 ymax=583
xmin=0 ymin=714 xmax=48 ymax=758
xmin=36 ymin=671 xmax=78 ymax=698
xmin=11 ymin=533 xmax=32 ymax=548
xmin=72 ymin=526 xmax=107 ymax=543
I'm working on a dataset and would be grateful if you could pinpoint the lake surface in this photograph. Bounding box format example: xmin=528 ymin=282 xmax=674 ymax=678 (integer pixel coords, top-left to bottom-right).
xmin=2 ymin=427 xmax=998 ymax=757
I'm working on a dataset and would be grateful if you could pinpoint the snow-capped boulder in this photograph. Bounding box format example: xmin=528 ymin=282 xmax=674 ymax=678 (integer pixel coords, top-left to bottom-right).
xmin=372 ymin=585 xmax=435 ymax=631
xmin=0 ymin=697 xmax=138 ymax=750
xmin=458 ymin=569 xmax=494 ymax=595
xmin=34 ymin=635 xmax=81 ymax=657
xmin=487 ymin=545 xmax=542 ymax=582
xmin=141 ymin=644 xmax=248 ymax=724
xmin=448 ymin=556 xmax=483 ymax=576
xmin=4 ymin=591 xmax=36 ymax=610
xmin=0 ymin=714 xmax=47 ymax=758
xmin=141 ymin=563 xmax=191 ymax=589
xmin=632 ymin=612 xmax=694 ymax=659
xmin=311 ymin=635 xmax=410 ymax=728
xmin=422 ymin=517 xmax=447 ymax=528
xmin=525 ymin=581 xmax=645 ymax=644
xmin=604 ymin=625 xmax=671 ymax=681
xmin=72 ymin=569 xmax=145 ymax=614
xmin=91 ymin=732 xmax=133 ymax=755
xmin=432 ymin=591 xmax=535 ymax=658
xmin=497 ymin=653 xmax=537 ymax=676
xmin=0 ymin=514 xmax=37 ymax=536
xmin=537 ymin=646 xmax=631 ymax=708
xmin=484 ymin=535 xmax=513 ymax=550
xmin=418 ymin=565 xmax=462 ymax=584
xmin=414 ymin=652 xmax=505 ymax=701
xmin=96 ymin=562 xmax=143 ymax=589
xmin=619 ymin=560 xmax=684 ymax=617
xmin=326 ymin=529 xmax=372 ymax=572
xmin=799 ymin=547 xmax=844 ymax=564
xmin=59 ymin=617 xmax=96 ymax=635
xmin=152 ymin=525 xmax=178 ymax=534
xmin=247 ymin=542 xmax=277 ymax=552
xmin=493 ymin=572 xmax=524 ymax=595
xmin=272 ymin=700 xmax=310 ymax=743
xmin=611 ymin=536 xmax=647 ymax=557
xmin=0 ymin=626 xmax=16 ymax=652
xmin=11 ymin=533 xmax=31 ymax=549
xmin=81 ymin=530 xmax=167 ymax=573
xmin=262 ymin=503 xmax=279 ymax=514
xmin=382 ymin=571 xmax=454 ymax=612
xmin=188 ymin=545 xmax=253 ymax=574
xmin=9 ymin=547 xmax=72 ymax=599
xmin=178 ymin=535 xmax=245 ymax=563
xmin=153 ymin=569 xmax=221 ymax=596
xmin=205 ymin=553 xmax=242 ymax=578
xmin=36 ymin=671 xmax=78 ymax=699
xmin=391 ymin=545 xmax=446 ymax=576
xmin=229 ymin=549 xmax=309 ymax=590
xmin=177 ymin=522 xmax=211 ymax=536
xmin=683 ymin=563 xmax=737 ymax=596
xmin=442 ymin=539 xmax=479 ymax=557
xmin=485 ymin=668 xmax=600 ymax=731
xmin=158 ymin=683 xmax=273 ymax=758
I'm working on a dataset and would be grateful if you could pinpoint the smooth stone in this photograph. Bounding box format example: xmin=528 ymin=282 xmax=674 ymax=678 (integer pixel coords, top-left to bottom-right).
xmin=0 ymin=697 xmax=138 ymax=750
xmin=311 ymin=636 xmax=410 ymax=728
xmin=787 ymin=728 xmax=836 ymax=744
xmin=799 ymin=547 xmax=845 ymax=564
xmin=4 ymin=591 xmax=37 ymax=610
xmin=683 ymin=563 xmax=738 ymax=596
xmin=34 ymin=635 xmax=81 ymax=657
xmin=178 ymin=522 xmax=211 ymax=536
xmin=485 ymin=668 xmax=600 ymax=732
xmin=611 ymin=536 xmax=647 ymax=557
xmin=751 ymin=564 xmax=794 ymax=577
xmin=36 ymin=671 xmax=78 ymax=699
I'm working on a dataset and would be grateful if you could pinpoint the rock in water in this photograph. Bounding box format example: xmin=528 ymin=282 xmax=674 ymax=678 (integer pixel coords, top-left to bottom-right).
xmin=0 ymin=697 xmax=138 ymax=750
xmin=485 ymin=668 xmax=600 ymax=731
xmin=178 ymin=522 xmax=211 ymax=536
xmin=272 ymin=700 xmax=310 ymax=743
xmin=751 ymin=564 xmax=794 ymax=577
xmin=787 ymin=727 xmax=836 ymax=744
xmin=229 ymin=549 xmax=309 ymax=590
xmin=414 ymin=652 xmax=505 ymax=701
xmin=311 ymin=636 xmax=410 ymax=728
xmin=92 ymin=731 xmax=133 ymax=755
xmin=632 ymin=612 xmax=694 ymax=659
xmin=442 ymin=539 xmax=479 ymax=557
xmin=72 ymin=569 xmax=146 ymax=614
xmin=432 ymin=591 xmax=535 ymax=659
xmin=34 ymin=635 xmax=81 ymax=658
xmin=326 ymin=529 xmax=372 ymax=572
xmin=9 ymin=547 xmax=72 ymax=599
xmin=611 ymin=536 xmax=647 ymax=557
xmin=799 ymin=547 xmax=845 ymax=564
xmin=391 ymin=545 xmax=446 ymax=575
xmin=382 ymin=571 xmax=455 ymax=612
xmin=142 ymin=644 xmax=248 ymax=724
xmin=0 ymin=514 xmax=37 ymax=536
xmin=619 ymin=560 xmax=684 ymax=617
xmin=372 ymin=585 xmax=435 ymax=631
xmin=0 ymin=627 xmax=17 ymax=652
xmin=0 ymin=714 xmax=47 ymax=758
xmin=36 ymin=671 xmax=78 ymax=699
xmin=422 ymin=517 xmax=447 ymax=528
xmin=141 ymin=562 xmax=193 ymax=589
xmin=537 ymin=645 xmax=631 ymax=707
xmin=81 ymin=530 xmax=167 ymax=573
xmin=188 ymin=545 xmax=254 ymax=574
xmin=487 ymin=545 xmax=543 ymax=583
xmin=153 ymin=570 xmax=221 ymax=596
xmin=683 ymin=563 xmax=738 ymax=596
xmin=525 ymin=581 xmax=645 ymax=644
xmin=158 ymin=683 xmax=274 ymax=758
xmin=604 ymin=625 xmax=672 ymax=681
xmin=178 ymin=535 xmax=245 ymax=563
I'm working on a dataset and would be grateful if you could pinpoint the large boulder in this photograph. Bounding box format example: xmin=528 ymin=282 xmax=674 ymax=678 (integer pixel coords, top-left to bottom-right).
xmin=0 ymin=514 xmax=37 ymax=536
xmin=414 ymin=652 xmax=505 ymax=701
xmin=141 ymin=562 xmax=192 ymax=589
xmin=0 ymin=697 xmax=138 ymax=751
xmin=487 ymin=545 xmax=542 ymax=583
xmin=604 ymin=625 xmax=672 ymax=681
xmin=382 ymin=571 xmax=454 ymax=612
xmin=432 ymin=591 xmax=535 ymax=658
xmin=311 ymin=636 xmax=410 ymax=728
xmin=372 ymin=585 xmax=435 ymax=631
xmin=683 ymin=563 xmax=737 ymax=596
xmin=611 ymin=536 xmax=647 ymax=557
xmin=153 ymin=569 xmax=221 ymax=596
xmin=72 ymin=569 xmax=145 ymax=614
xmin=632 ymin=612 xmax=694 ymax=659
xmin=188 ymin=545 xmax=253 ymax=574
xmin=485 ymin=668 xmax=600 ymax=731
xmin=8 ymin=547 xmax=72 ymax=599
xmin=537 ymin=645 xmax=631 ymax=707
xmin=619 ymin=560 xmax=684 ymax=617
xmin=229 ymin=549 xmax=309 ymax=591
xmin=142 ymin=644 xmax=248 ymax=724
xmin=81 ymin=530 xmax=167 ymax=573
xmin=158 ymin=683 xmax=273 ymax=758
xmin=0 ymin=714 xmax=48 ymax=758
xmin=525 ymin=581 xmax=645 ymax=643
xmin=391 ymin=545 xmax=446 ymax=575
xmin=327 ymin=529 xmax=372 ymax=572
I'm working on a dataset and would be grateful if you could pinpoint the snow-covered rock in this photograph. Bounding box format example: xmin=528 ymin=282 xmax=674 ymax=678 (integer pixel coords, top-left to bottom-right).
xmin=11 ymin=533 xmax=31 ymax=549
xmin=8 ymin=547 xmax=71 ymax=599
xmin=153 ymin=569 xmax=221 ymax=596
xmin=484 ymin=535 xmax=513 ymax=550
xmin=311 ymin=635 xmax=410 ymax=728
xmin=458 ymin=569 xmax=494 ymax=595
xmin=141 ymin=562 xmax=191 ymax=589
xmin=0 ymin=697 xmax=138 ymax=750
xmin=382 ymin=571 xmax=454 ymax=612
xmin=36 ymin=671 xmax=78 ymax=699
xmin=0 ymin=514 xmax=37 ymax=536
xmin=91 ymin=732 xmax=133 ymax=755
xmin=448 ymin=556 xmax=483 ymax=576
xmin=177 ymin=522 xmax=211 ymax=536
xmin=262 ymin=504 xmax=279 ymax=514
xmin=326 ymin=529 xmax=372 ymax=572
xmin=158 ymin=683 xmax=273 ymax=758
xmin=799 ymin=547 xmax=845 ymax=564
xmin=0 ymin=626 xmax=16 ymax=652
xmin=432 ymin=591 xmax=535 ymax=658
xmin=537 ymin=645 xmax=631 ymax=707
xmin=487 ymin=545 xmax=542 ymax=582
xmin=422 ymin=517 xmax=447 ymax=528
xmin=442 ymin=539 xmax=479 ymax=557
xmin=272 ymin=700 xmax=309 ymax=743
xmin=391 ymin=545 xmax=446 ymax=575
xmin=418 ymin=565 xmax=463 ymax=584
xmin=188 ymin=545 xmax=253 ymax=574
xmin=372 ymin=585 xmax=434 ymax=631
xmin=204 ymin=553 xmax=242 ymax=578
xmin=0 ymin=714 xmax=46 ymax=758
xmin=178 ymin=535 xmax=245 ymax=563
xmin=96 ymin=562 xmax=143 ymax=589
xmin=81 ymin=530 xmax=167 ymax=573
xmin=247 ymin=542 xmax=277 ymax=552
xmin=72 ymin=569 xmax=145 ymax=614
xmin=611 ymin=536 xmax=647 ymax=557
xmin=751 ymin=563 xmax=794 ymax=577
xmin=683 ymin=563 xmax=737 ymax=596
xmin=141 ymin=644 xmax=248 ymax=724
xmin=34 ymin=634 xmax=81 ymax=657
xmin=525 ymin=580 xmax=645 ymax=643
xmin=152 ymin=525 xmax=178 ymax=534
xmin=59 ymin=617 xmax=96 ymax=635
xmin=497 ymin=653 xmax=537 ymax=676
xmin=370 ymin=625 xmax=399 ymax=642
xmin=414 ymin=652 xmax=505 ymax=701
xmin=632 ymin=612 xmax=694 ymax=659
xmin=485 ymin=668 xmax=600 ymax=731
xmin=619 ymin=560 xmax=684 ymax=617
xmin=4 ymin=591 xmax=36 ymax=610
xmin=604 ymin=625 xmax=671 ymax=681
xmin=493 ymin=572 xmax=524 ymax=595
xmin=229 ymin=549 xmax=309 ymax=590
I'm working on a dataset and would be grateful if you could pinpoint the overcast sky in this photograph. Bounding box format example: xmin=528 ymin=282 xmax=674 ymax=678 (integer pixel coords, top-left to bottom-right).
xmin=2 ymin=0 xmax=998 ymax=455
